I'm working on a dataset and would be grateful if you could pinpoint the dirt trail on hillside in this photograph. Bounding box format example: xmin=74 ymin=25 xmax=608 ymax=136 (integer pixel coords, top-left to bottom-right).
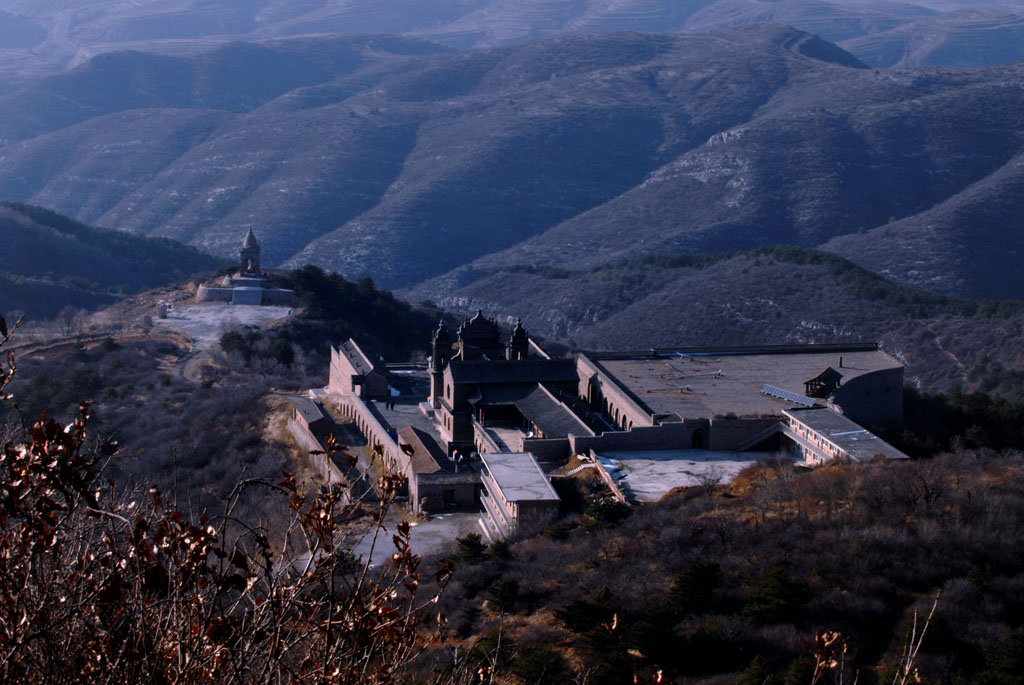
xmin=152 ymin=303 xmax=293 ymax=383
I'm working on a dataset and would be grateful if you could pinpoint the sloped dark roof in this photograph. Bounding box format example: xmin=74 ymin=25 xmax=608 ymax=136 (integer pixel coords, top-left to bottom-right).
xmin=340 ymin=339 xmax=383 ymax=377
xmin=468 ymin=384 xmax=593 ymax=437
xmin=516 ymin=385 xmax=594 ymax=437
xmin=806 ymin=367 xmax=843 ymax=385
xmin=448 ymin=359 xmax=577 ymax=385
xmin=293 ymin=398 xmax=326 ymax=425
xmin=397 ymin=426 xmax=451 ymax=475
xmin=468 ymin=385 xmax=531 ymax=406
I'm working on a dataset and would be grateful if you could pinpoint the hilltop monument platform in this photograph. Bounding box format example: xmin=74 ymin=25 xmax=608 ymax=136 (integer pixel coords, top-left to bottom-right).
xmin=195 ymin=229 xmax=296 ymax=306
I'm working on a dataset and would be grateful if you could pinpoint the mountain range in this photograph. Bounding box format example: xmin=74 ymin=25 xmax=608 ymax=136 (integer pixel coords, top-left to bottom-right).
xmin=1 ymin=26 xmax=1023 ymax=300
xmin=3 ymin=0 xmax=1024 ymax=92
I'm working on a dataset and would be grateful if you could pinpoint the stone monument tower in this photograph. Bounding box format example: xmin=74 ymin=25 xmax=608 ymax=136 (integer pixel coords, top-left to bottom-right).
xmin=240 ymin=229 xmax=261 ymax=277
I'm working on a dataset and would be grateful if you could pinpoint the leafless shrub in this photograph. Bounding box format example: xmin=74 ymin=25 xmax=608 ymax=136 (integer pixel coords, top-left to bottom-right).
xmin=890 ymin=594 xmax=940 ymax=685
xmin=0 ymin=313 xmax=450 ymax=682
xmin=696 ymin=465 xmax=724 ymax=496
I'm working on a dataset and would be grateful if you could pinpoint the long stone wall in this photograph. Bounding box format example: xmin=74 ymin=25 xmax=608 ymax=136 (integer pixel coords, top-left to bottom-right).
xmin=287 ymin=417 xmax=347 ymax=488
xmin=330 ymin=395 xmax=408 ymax=478
xmin=412 ymin=472 xmax=480 ymax=512
xmin=583 ymin=342 xmax=880 ymax=359
xmin=707 ymin=417 xmax=781 ymax=450
xmin=472 ymin=419 xmax=502 ymax=454
xmin=566 ymin=416 xmax=780 ymax=456
xmin=570 ymin=422 xmax=692 ymax=455
xmin=195 ymin=284 xmax=296 ymax=306
xmin=577 ymin=355 xmax=654 ymax=431
xmin=196 ymin=285 xmax=233 ymax=302
xmin=588 ymin=449 xmax=630 ymax=503
xmin=521 ymin=437 xmax=571 ymax=464
xmin=263 ymin=288 xmax=296 ymax=305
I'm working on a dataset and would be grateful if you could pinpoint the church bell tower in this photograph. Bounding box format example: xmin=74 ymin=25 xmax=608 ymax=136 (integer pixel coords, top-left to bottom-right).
xmin=507 ymin=318 xmax=529 ymax=360
xmin=429 ymin=321 xmax=451 ymax=410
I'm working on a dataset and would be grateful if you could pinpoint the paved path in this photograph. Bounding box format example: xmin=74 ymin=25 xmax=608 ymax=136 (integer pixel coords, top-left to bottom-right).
xmin=596 ymin=449 xmax=793 ymax=502
xmin=151 ymin=303 xmax=292 ymax=382
xmin=351 ymin=511 xmax=482 ymax=564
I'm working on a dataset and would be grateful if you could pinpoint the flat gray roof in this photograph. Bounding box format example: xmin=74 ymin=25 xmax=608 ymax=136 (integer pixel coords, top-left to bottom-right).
xmin=449 ymin=359 xmax=577 ymax=385
xmin=594 ymin=349 xmax=900 ymax=420
xmin=481 ymin=452 xmax=560 ymax=502
xmin=784 ymin=408 xmax=909 ymax=460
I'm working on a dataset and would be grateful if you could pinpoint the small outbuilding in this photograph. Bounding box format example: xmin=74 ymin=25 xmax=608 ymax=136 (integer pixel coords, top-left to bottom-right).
xmin=478 ymin=452 xmax=560 ymax=540
xmin=292 ymin=399 xmax=332 ymax=438
xmin=804 ymin=367 xmax=843 ymax=398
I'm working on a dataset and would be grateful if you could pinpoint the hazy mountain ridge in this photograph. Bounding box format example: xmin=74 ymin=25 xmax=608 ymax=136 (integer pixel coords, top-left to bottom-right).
xmin=2 ymin=27 xmax=1024 ymax=298
xmin=402 ymin=42 xmax=1024 ymax=298
xmin=841 ymin=5 xmax=1024 ymax=67
xmin=2 ymin=0 xmax=1024 ymax=91
xmin=0 ymin=203 xmax=221 ymax=317
xmin=0 ymin=27 xmax=851 ymax=277
xmin=823 ymin=150 xmax=1024 ymax=299
xmin=0 ymin=35 xmax=447 ymax=144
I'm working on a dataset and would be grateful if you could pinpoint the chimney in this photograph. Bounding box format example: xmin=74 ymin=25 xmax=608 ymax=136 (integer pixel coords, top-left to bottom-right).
xmin=839 ymin=356 xmax=843 ymax=368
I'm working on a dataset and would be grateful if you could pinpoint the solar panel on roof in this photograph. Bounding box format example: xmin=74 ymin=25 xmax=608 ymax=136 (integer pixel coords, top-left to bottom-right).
xmin=761 ymin=384 xmax=817 ymax=407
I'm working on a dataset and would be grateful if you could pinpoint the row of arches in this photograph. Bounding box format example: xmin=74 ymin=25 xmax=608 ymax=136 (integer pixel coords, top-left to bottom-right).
xmin=333 ymin=398 xmax=401 ymax=472
xmin=599 ymin=395 xmax=634 ymax=432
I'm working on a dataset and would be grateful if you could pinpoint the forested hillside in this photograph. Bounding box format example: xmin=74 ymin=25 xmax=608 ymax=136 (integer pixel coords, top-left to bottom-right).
xmin=415 ymin=452 xmax=1024 ymax=684
xmin=0 ymin=203 xmax=220 ymax=317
